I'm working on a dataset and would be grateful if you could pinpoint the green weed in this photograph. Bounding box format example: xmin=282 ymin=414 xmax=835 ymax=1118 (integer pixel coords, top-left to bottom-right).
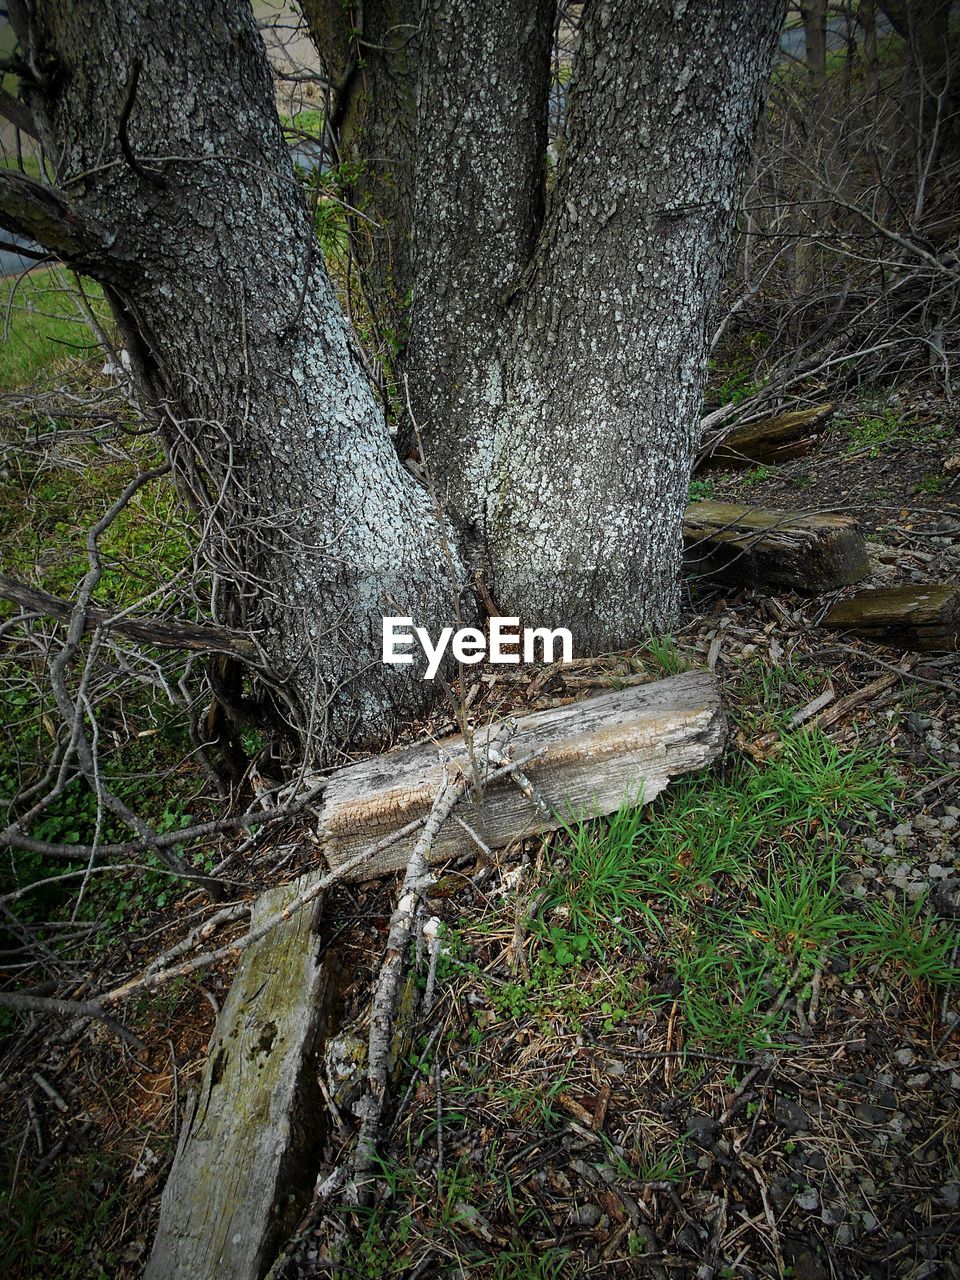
xmin=0 ymin=268 xmax=112 ymax=388
xmin=688 ymin=477 xmax=716 ymax=503
xmin=855 ymin=898 xmax=960 ymax=985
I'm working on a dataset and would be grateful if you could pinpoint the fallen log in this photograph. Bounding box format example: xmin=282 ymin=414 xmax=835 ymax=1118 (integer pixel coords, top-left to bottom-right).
xmin=320 ymin=670 xmax=727 ymax=880
xmin=683 ymin=501 xmax=870 ymax=593
xmin=145 ymin=872 xmax=333 ymax=1280
xmin=822 ymin=584 xmax=960 ymax=652
xmin=697 ymin=404 xmax=835 ymax=471
xmin=146 ymin=676 xmax=726 ymax=1273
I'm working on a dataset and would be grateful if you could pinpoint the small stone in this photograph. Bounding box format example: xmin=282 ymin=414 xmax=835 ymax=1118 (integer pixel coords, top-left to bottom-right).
xmin=774 ymin=1096 xmax=809 ymax=1134
xmin=907 ymin=882 xmax=926 ymax=901
xmin=686 ymin=1113 xmax=719 ymax=1147
xmin=894 ymin=1047 xmax=916 ymax=1066
xmin=944 ymin=805 xmax=960 ymax=818
xmin=892 ymin=822 xmax=913 ymax=838
xmin=941 ymin=816 xmax=957 ymax=831
xmin=929 ymin=864 xmax=949 ymax=879
xmin=907 ymin=1073 xmax=931 ymax=1088
xmin=796 ymin=1187 xmax=819 ymax=1211
xmin=790 ymin=1247 xmax=828 ymax=1280
xmin=861 ymin=1211 xmax=879 ymax=1232
xmin=855 ymin=1102 xmax=886 ymax=1125
xmin=837 ymin=1224 xmax=855 ymax=1246
xmin=571 ymin=1203 xmax=602 ymax=1228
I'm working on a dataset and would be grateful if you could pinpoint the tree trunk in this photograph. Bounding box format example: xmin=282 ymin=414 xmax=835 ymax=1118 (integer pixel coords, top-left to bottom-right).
xmin=1 ymin=0 xmax=784 ymax=761
xmin=3 ymin=0 xmax=460 ymax=759
xmin=861 ymin=0 xmax=881 ymax=95
xmin=298 ymin=0 xmax=419 ymax=353
xmin=800 ymin=0 xmax=829 ymax=86
xmin=879 ymin=0 xmax=959 ymax=163
xmin=408 ymin=0 xmax=785 ymax=649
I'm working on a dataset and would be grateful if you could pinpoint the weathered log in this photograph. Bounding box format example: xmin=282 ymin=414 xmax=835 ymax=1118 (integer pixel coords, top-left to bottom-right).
xmin=822 ymin=584 xmax=960 ymax=652
xmin=145 ymin=872 xmax=333 ymax=1280
xmin=320 ymin=670 xmax=727 ymax=880
xmin=697 ymin=404 xmax=835 ymax=471
xmin=683 ymin=501 xmax=871 ymax=592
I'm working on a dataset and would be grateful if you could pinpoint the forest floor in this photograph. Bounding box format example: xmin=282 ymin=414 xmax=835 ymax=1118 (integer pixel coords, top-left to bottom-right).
xmin=1 ymin=374 xmax=959 ymax=1279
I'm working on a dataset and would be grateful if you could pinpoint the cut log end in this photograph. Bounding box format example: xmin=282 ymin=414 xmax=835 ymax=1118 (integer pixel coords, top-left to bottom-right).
xmin=684 ymin=501 xmax=871 ymax=593
xmin=823 ymin=584 xmax=960 ymax=652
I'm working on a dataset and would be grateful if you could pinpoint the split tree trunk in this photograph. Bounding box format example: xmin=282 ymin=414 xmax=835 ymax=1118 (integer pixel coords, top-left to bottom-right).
xmin=406 ymin=0 xmax=785 ymax=648
xmin=1 ymin=0 xmax=784 ymax=763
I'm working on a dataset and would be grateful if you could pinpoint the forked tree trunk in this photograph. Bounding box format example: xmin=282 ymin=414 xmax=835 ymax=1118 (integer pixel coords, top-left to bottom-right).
xmin=1 ymin=0 xmax=784 ymax=760
xmin=408 ymin=0 xmax=785 ymax=648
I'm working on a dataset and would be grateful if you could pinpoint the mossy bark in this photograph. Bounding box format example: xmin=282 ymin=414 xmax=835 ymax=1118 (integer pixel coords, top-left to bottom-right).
xmin=144 ymin=873 xmax=334 ymax=1280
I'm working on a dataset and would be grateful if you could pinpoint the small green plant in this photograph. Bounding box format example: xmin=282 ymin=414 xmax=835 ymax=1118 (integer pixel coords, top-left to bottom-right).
xmin=644 ymin=632 xmax=688 ymax=675
xmin=688 ymin=477 xmax=716 ymax=503
xmin=535 ymin=797 xmax=661 ymax=958
xmin=915 ymin=474 xmax=946 ymax=495
xmin=856 ymin=898 xmax=960 ymax=985
xmin=742 ymin=464 xmax=771 ymax=486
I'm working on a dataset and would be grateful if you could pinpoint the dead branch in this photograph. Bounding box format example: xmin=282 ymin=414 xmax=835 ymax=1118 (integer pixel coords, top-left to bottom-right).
xmin=0 ymin=573 xmax=258 ymax=660
xmin=0 ymin=990 xmax=146 ymax=1052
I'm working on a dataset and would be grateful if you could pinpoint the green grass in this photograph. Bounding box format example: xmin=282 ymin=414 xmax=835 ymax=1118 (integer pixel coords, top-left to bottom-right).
xmin=641 ymin=632 xmax=689 ymax=676
xmin=518 ymin=730 xmax=954 ymax=1055
xmin=327 ymin=728 xmax=954 ymax=1268
xmin=0 ymin=1151 xmax=124 ymax=1278
xmin=837 ymin=397 xmax=946 ymax=459
xmin=0 ymin=268 xmax=111 ymax=388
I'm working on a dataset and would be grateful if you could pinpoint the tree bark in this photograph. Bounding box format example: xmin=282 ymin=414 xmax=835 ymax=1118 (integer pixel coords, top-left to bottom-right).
xmin=1 ymin=0 xmax=785 ymax=760
xmin=2 ymin=0 xmax=461 ymax=758
xmin=298 ymin=0 xmax=419 ymax=347
xmin=404 ymin=0 xmax=554 ymax=470
xmin=410 ymin=0 xmax=785 ymax=649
